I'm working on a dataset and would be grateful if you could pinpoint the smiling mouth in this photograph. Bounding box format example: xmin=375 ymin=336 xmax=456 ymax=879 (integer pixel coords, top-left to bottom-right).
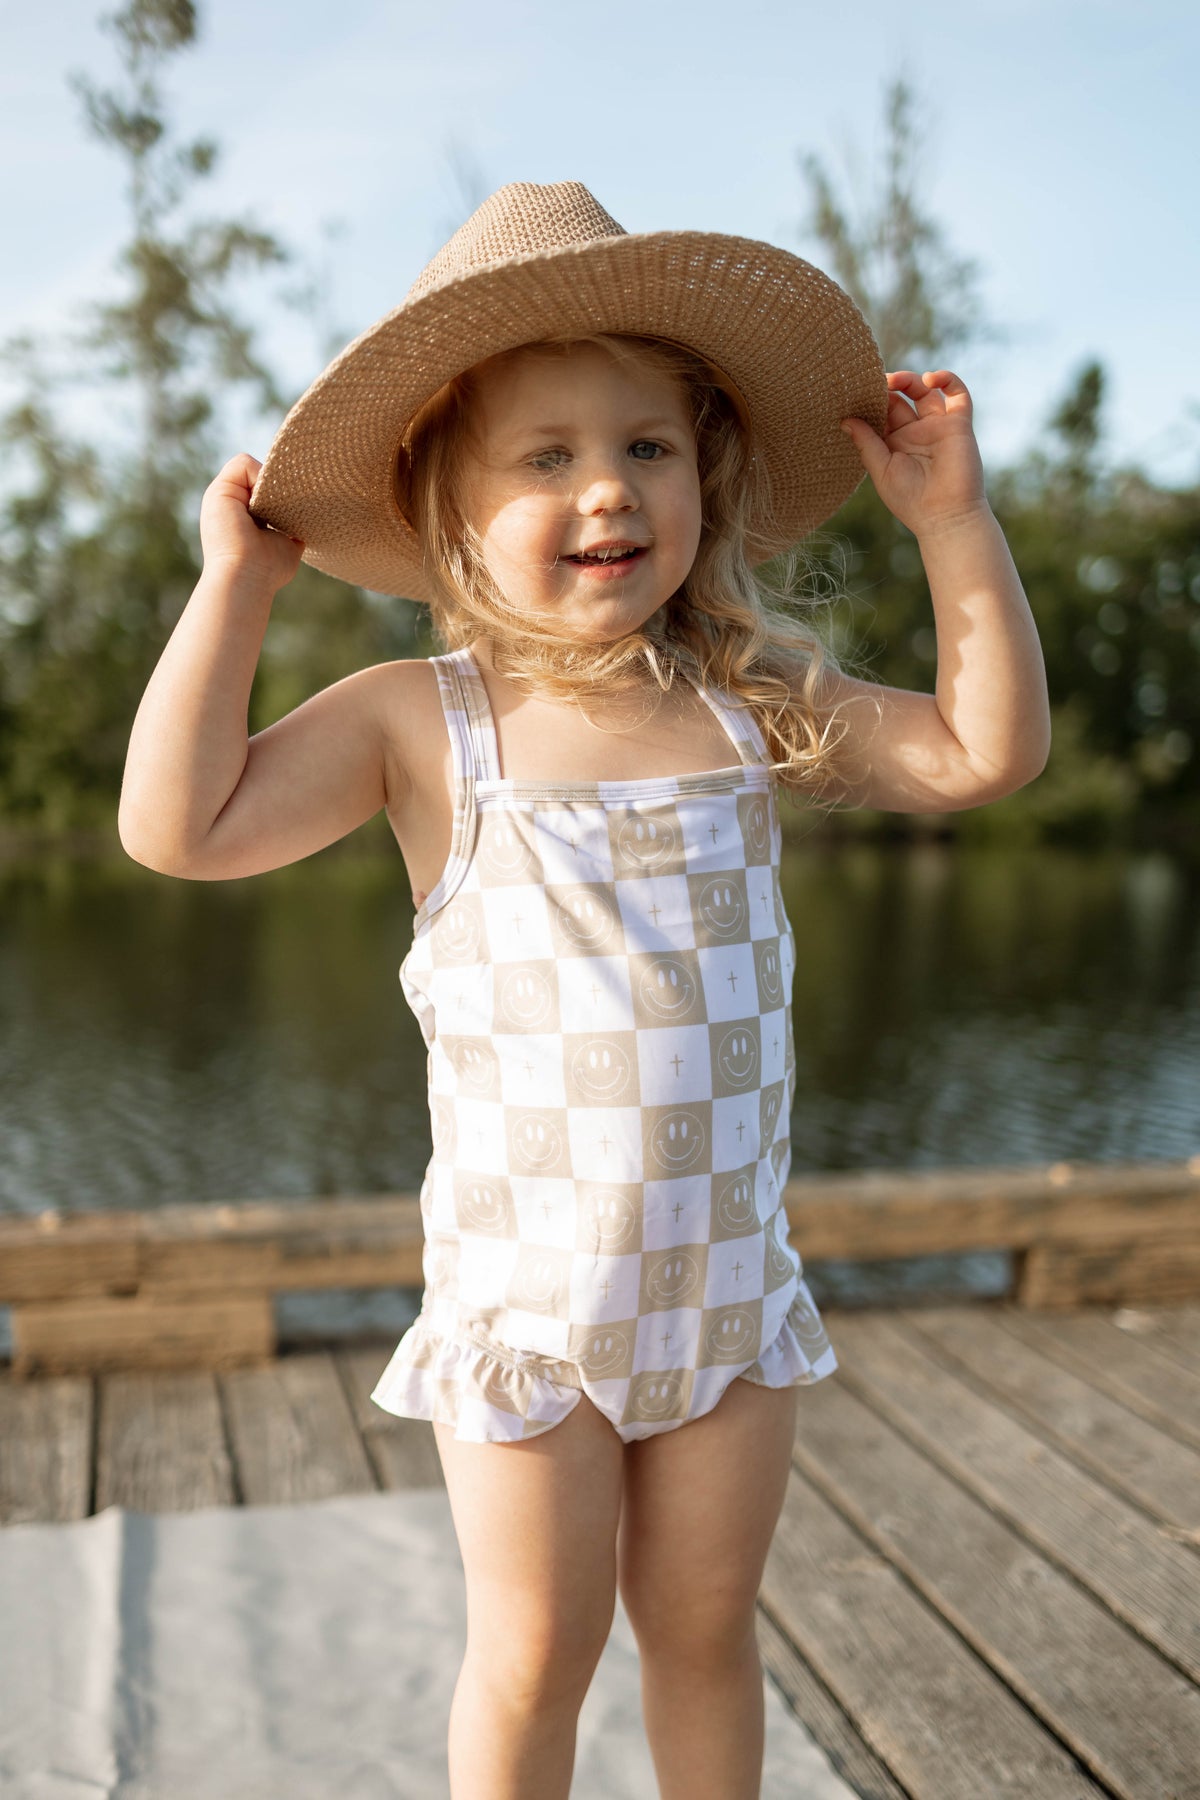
xmin=562 ymin=547 xmax=648 ymax=567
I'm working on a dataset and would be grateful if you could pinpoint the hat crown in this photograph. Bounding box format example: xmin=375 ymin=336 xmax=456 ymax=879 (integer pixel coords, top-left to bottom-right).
xmin=406 ymin=180 xmax=627 ymax=302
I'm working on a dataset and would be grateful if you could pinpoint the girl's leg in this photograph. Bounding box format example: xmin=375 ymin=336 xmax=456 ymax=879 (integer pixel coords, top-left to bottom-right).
xmin=433 ymin=1394 xmax=625 ymax=1800
xmin=615 ymin=1377 xmax=799 ymax=1800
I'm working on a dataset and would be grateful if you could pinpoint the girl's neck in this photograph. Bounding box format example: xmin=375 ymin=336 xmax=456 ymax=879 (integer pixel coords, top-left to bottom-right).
xmin=469 ymin=635 xmax=671 ymax=730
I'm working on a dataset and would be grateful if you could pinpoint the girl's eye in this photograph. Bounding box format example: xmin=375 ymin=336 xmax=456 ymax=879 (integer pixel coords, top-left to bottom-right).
xmin=630 ymin=440 xmax=665 ymax=461
xmin=530 ymin=448 xmax=568 ymax=470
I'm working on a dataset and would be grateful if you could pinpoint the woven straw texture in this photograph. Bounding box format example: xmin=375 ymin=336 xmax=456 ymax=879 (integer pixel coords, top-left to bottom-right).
xmin=248 ymin=181 xmax=889 ymax=601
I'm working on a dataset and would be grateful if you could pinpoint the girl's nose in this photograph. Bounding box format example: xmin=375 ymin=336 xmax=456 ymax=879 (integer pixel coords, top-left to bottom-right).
xmin=575 ymin=460 xmax=640 ymax=513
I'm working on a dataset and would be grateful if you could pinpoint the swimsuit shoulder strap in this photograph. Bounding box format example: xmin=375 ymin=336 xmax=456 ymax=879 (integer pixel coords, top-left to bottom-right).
xmin=431 ymin=646 xmax=502 ymax=783
xmin=688 ymin=677 xmax=770 ymax=769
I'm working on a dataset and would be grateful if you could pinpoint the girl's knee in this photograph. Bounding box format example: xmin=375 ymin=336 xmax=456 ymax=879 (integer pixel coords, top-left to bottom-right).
xmin=623 ymin=1585 xmax=759 ymax=1673
xmin=633 ymin=1612 xmax=755 ymax=1677
xmin=466 ymin=1610 xmax=614 ymax=1711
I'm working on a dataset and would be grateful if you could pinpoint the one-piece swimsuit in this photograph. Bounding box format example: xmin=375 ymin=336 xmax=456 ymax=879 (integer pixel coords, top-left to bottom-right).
xmin=370 ymin=646 xmax=838 ymax=1443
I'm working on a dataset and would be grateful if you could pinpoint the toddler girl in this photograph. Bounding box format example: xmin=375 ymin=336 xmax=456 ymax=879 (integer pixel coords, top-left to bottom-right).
xmin=119 ymin=181 xmax=1050 ymax=1800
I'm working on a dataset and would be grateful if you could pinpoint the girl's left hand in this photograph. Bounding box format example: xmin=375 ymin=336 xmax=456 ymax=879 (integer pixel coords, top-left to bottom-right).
xmin=840 ymin=370 xmax=989 ymax=539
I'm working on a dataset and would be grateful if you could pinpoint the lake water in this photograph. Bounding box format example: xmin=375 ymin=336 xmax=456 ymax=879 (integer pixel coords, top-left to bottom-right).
xmin=2 ymin=840 xmax=1197 ymax=1349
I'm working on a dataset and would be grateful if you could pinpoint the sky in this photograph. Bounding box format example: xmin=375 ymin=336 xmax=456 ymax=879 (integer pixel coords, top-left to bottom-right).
xmin=1 ymin=0 xmax=1197 ymax=490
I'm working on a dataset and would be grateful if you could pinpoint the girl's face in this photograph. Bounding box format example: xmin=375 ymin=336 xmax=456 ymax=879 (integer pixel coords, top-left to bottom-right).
xmin=457 ymin=342 xmax=703 ymax=645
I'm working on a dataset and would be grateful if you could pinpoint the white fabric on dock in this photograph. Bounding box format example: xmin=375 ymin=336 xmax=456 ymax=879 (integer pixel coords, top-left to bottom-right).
xmin=0 ymin=1486 xmax=858 ymax=1798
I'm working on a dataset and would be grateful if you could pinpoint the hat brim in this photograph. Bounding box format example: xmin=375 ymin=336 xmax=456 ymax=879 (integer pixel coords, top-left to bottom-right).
xmin=247 ymin=229 xmax=888 ymax=601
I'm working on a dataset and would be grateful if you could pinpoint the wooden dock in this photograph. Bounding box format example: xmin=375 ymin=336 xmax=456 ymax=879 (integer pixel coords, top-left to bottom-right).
xmin=3 ymin=1161 xmax=1198 ymax=1793
xmin=3 ymin=1296 xmax=1198 ymax=1798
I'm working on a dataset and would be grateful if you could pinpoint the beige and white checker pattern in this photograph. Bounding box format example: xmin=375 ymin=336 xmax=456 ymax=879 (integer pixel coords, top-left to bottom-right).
xmin=371 ymin=648 xmax=838 ymax=1443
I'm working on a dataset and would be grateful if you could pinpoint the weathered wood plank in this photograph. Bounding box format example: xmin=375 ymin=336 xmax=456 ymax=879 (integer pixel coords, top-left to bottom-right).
xmin=10 ymin=1292 xmax=276 ymax=1376
xmin=220 ymin=1350 xmax=377 ymax=1506
xmin=95 ymin=1371 xmax=235 ymax=1514
xmin=336 ymin=1341 xmax=445 ymax=1490
xmin=989 ymin=1304 xmax=1200 ymax=1452
xmin=1018 ymin=1236 xmax=1200 ymax=1307
xmin=900 ymin=1303 xmax=1200 ymax=1533
xmin=789 ymin=1157 xmax=1200 ymax=1261
xmin=1123 ymin=1300 xmax=1200 ymax=1375
xmin=0 ymin=1198 xmax=425 ymax=1302
xmin=763 ymin=1463 xmax=1108 ymax=1798
xmin=755 ymin=1605 xmax=909 ymax=1800
xmin=828 ymin=1310 xmax=1200 ymax=1681
xmin=3 ymin=1160 xmax=1197 ymax=1308
xmin=0 ymin=1370 xmax=92 ymax=1524
xmin=787 ymin=1346 xmax=1200 ymax=1799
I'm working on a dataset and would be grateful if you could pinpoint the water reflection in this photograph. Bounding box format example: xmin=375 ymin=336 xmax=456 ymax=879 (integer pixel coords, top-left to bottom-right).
xmin=2 ymin=842 xmax=1197 ymax=1227
xmin=0 ymin=842 xmax=1194 ymax=1339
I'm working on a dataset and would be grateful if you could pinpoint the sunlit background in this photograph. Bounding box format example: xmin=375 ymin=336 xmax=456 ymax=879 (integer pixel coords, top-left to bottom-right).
xmin=1 ymin=0 xmax=1197 ymax=1347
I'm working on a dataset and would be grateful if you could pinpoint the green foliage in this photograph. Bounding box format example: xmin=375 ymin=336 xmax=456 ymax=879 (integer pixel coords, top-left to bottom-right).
xmin=0 ymin=50 xmax=1196 ymax=852
xmin=0 ymin=0 xmax=421 ymax=838
xmin=782 ymin=75 xmax=1199 ymax=855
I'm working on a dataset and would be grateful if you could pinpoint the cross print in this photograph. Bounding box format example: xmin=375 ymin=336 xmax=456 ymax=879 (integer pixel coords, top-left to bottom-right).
xmin=732 ymin=1259 xmax=744 ymax=1281
xmin=596 ymin=1133 xmax=612 ymax=1156
xmin=670 ymin=1054 xmax=684 ymax=1076
xmin=589 ymin=983 xmax=601 ymax=1004
xmin=736 ymin=1119 xmax=746 ymax=1141
xmin=541 ymin=1201 xmax=552 ymax=1221
xmin=708 ymin=823 xmax=720 ymax=843
xmin=760 ymin=890 xmax=770 ymax=912
xmin=568 ymin=836 xmax=579 ymax=855
xmin=648 ymin=902 xmax=662 ymax=924
xmin=726 ymin=970 xmax=739 ymax=994
xmin=522 ymin=1060 xmax=534 ymax=1079
xmin=510 ymin=911 xmax=524 ymax=933
xmin=660 ymin=1328 xmax=673 ymax=1351
xmin=773 ymin=1038 xmax=779 ymax=1055
xmin=672 ymin=1200 xmax=683 ymax=1221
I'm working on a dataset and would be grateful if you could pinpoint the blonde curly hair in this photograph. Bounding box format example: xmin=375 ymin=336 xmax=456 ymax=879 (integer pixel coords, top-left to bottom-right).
xmin=394 ymin=331 xmax=868 ymax=804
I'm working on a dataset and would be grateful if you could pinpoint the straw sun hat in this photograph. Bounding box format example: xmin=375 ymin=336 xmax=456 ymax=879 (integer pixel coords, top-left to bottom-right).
xmin=247 ymin=180 xmax=888 ymax=603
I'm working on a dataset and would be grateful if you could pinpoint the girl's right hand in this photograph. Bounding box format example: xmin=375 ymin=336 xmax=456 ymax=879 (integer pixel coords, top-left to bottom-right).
xmin=199 ymin=452 xmax=306 ymax=594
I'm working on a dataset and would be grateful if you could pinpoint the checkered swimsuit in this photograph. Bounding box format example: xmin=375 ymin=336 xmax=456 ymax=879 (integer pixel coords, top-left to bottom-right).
xmin=370 ymin=647 xmax=838 ymax=1444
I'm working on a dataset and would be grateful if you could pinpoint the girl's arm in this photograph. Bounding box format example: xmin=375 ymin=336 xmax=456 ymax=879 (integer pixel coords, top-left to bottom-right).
xmin=118 ymin=453 xmax=410 ymax=879
xmin=810 ymin=370 xmax=1052 ymax=814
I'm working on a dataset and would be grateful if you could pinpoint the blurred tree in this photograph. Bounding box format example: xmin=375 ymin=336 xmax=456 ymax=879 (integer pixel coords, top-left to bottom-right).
xmin=797 ymin=71 xmax=1008 ymax=373
xmin=786 ymin=70 xmax=1199 ymax=854
xmin=0 ymin=0 xmax=419 ymax=839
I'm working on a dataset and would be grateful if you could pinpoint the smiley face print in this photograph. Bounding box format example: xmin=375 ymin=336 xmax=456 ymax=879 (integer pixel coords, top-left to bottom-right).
xmin=691 ymin=872 xmax=749 ymax=942
xmin=552 ymin=885 xmax=616 ymax=953
xmin=631 ymin=951 xmax=705 ymax=1027
xmin=711 ymin=1021 xmax=760 ymax=1096
xmin=506 ymin=1244 xmax=572 ymax=1317
xmin=754 ymin=939 xmax=785 ymax=1009
xmin=508 ymin=1109 xmax=570 ymax=1177
xmin=737 ymin=791 xmax=773 ymax=863
xmin=711 ymin=1168 xmax=760 ymax=1239
xmin=475 ymin=813 xmax=535 ymax=882
xmin=445 ymin=1037 xmax=501 ymax=1099
xmin=700 ymin=1301 xmax=762 ymax=1364
xmin=431 ymin=893 xmax=487 ymax=965
xmin=570 ymin=1321 xmax=636 ymax=1379
xmin=453 ymin=1174 xmax=517 ymax=1237
xmin=612 ymin=810 xmax=679 ymax=874
xmin=496 ymin=963 xmax=556 ymax=1032
xmin=641 ymin=1246 xmax=706 ymax=1310
xmin=621 ymin=1367 xmax=695 ymax=1428
xmin=565 ymin=1034 xmax=637 ymax=1106
xmin=576 ymin=1184 xmax=641 ymax=1255
xmin=644 ymin=1105 xmax=711 ymax=1177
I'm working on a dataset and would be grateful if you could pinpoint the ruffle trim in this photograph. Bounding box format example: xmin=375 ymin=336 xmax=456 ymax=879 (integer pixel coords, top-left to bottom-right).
xmin=370 ymin=1320 xmax=583 ymax=1444
xmin=739 ymin=1279 xmax=840 ymax=1388
xmin=371 ymin=1279 xmax=837 ymax=1446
